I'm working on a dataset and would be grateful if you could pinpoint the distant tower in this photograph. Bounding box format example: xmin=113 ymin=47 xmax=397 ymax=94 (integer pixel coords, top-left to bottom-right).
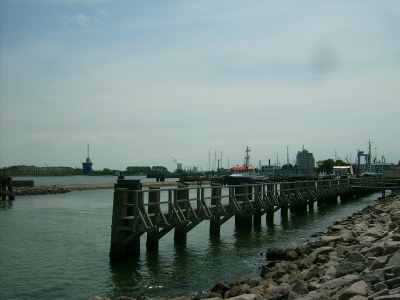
xmin=82 ymin=144 xmax=93 ymax=175
xmin=296 ymin=146 xmax=315 ymax=173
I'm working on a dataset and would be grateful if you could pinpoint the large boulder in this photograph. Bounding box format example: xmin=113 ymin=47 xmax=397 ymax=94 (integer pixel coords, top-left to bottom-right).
xmin=266 ymin=247 xmax=286 ymax=261
xmin=264 ymin=283 xmax=291 ymax=300
xmin=285 ymin=250 xmax=299 ymax=261
xmin=319 ymin=274 xmax=360 ymax=290
xmin=291 ymin=280 xmax=308 ymax=295
xmin=335 ymin=262 xmax=366 ymax=278
xmin=344 ymin=251 xmax=366 ymax=263
xmin=306 ymin=246 xmax=334 ymax=264
xmin=337 ymin=280 xmax=368 ymax=300
xmin=387 ymin=250 xmax=400 ymax=267
xmin=226 ymin=284 xmax=250 ymax=298
xmin=211 ymin=280 xmax=230 ymax=294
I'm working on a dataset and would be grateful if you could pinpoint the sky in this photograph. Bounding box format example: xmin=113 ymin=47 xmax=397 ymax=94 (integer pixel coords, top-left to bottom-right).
xmin=1 ymin=0 xmax=399 ymax=172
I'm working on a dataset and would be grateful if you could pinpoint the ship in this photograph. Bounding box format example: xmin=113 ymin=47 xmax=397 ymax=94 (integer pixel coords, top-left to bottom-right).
xmin=224 ymin=146 xmax=268 ymax=185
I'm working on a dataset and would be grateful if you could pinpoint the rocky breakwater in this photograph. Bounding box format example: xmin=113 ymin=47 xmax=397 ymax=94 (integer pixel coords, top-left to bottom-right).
xmin=92 ymin=192 xmax=400 ymax=300
xmin=13 ymin=185 xmax=71 ymax=196
xmin=206 ymin=192 xmax=400 ymax=300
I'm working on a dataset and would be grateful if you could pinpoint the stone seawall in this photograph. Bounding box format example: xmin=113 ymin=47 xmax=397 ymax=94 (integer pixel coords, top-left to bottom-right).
xmin=92 ymin=192 xmax=400 ymax=300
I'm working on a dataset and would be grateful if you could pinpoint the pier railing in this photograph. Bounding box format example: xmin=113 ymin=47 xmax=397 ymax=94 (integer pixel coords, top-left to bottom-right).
xmin=109 ymin=178 xmax=357 ymax=260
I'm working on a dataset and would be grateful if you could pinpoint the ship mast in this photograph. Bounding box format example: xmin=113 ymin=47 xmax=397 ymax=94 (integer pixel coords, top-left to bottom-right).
xmin=368 ymin=140 xmax=372 ymax=172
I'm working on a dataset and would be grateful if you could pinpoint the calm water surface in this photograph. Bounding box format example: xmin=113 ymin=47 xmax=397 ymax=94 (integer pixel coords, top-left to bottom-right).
xmin=0 ymin=176 xmax=382 ymax=300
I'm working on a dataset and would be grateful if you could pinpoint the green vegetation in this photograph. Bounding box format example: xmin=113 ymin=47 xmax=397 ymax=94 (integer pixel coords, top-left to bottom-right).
xmin=125 ymin=166 xmax=152 ymax=174
xmin=92 ymin=168 xmax=113 ymax=175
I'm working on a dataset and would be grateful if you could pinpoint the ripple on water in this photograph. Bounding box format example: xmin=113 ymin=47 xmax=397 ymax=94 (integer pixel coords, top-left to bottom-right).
xmin=0 ymin=189 xmax=382 ymax=300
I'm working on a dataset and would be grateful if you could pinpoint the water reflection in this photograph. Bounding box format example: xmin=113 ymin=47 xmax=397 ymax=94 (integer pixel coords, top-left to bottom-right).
xmin=108 ymin=256 xmax=144 ymax=299
xmin=280 ymin=213 xmax=289 ymax=230
xmin=0 ymin=200 xmax=14 ymax=210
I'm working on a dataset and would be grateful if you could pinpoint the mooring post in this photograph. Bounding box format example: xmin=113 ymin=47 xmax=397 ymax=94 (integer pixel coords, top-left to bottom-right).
xmin=210 ymin=184 xmax=222 ymax=235
xmin=109 ymin=179 xmax=142 ymax=260
xmin=146 ymin=187 xmax=160 ymax=252
xmin=174 ymin=186 xmax=189 ymax=244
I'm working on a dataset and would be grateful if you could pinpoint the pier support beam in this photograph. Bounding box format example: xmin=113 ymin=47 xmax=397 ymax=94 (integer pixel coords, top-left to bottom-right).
xmin=281 ymin=204 xmax=288 ymax=217
xmin=174 ymin=187 xmax=189 ymax=244
xmin=174 ymin=225 xmax=187 ymax=244
xmin=210 ymin=185 xmax=222 ymax=235
xmin=266 ymin=205 xmax=275 ymax=225
xmin=253 ymin=212 xmax=262 ymax=225
xmin=146 ymin=187 xmax=159 ymax=252
xmin=234 ymin=184 xmax=252 ymax=228
xmin=235 ymin=214 xmax=253 ymax=227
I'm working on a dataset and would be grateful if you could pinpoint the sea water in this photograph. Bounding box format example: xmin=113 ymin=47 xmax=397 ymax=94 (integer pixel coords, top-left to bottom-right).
xmin=0 ymin=176 xmax=382 ymax=300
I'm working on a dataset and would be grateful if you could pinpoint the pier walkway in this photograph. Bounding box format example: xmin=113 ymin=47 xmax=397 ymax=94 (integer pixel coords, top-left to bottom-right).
xmin=109 ymin=178 xmax=359 ymax=260
xmin=351 ymin=178 xmax=400 ymax=198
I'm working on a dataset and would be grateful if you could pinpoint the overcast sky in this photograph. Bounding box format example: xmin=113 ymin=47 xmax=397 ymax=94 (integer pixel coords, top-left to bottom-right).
xmin=1 ymin=0 xmax=399 ymax=172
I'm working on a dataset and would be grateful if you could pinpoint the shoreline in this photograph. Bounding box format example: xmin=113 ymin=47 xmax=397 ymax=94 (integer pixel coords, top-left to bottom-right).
xmin=92 ymin=191 xmax=400 ymax=300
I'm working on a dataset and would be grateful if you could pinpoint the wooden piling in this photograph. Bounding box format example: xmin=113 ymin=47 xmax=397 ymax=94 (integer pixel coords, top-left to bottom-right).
xmin=174 ymin=186 xmax=189 ymax=244
xmin=146 ymin=187 xmax=160 ymax=252
xmin=266 ymin=205 xmax=275 ymax=225
xmin=234 ymin=183 xmax=252 ymax=227
xmin=210 ymin=184 xmax=222 ymax=235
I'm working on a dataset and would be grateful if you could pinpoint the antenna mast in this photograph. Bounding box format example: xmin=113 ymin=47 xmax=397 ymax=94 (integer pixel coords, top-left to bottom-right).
xmin=287 ymin=146 xmax=289 ymax=166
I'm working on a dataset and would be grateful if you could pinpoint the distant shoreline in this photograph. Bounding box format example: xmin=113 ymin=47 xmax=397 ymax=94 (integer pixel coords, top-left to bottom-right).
xmin=36 ymin=181 xmax=204 ymax=191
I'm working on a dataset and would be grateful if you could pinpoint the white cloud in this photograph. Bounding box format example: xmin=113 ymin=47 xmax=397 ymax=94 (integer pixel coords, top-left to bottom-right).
xmin=76 ymin=14 xmax=89 ymax=27
xmin=62 ymin=13 xmax=90 ymax=28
